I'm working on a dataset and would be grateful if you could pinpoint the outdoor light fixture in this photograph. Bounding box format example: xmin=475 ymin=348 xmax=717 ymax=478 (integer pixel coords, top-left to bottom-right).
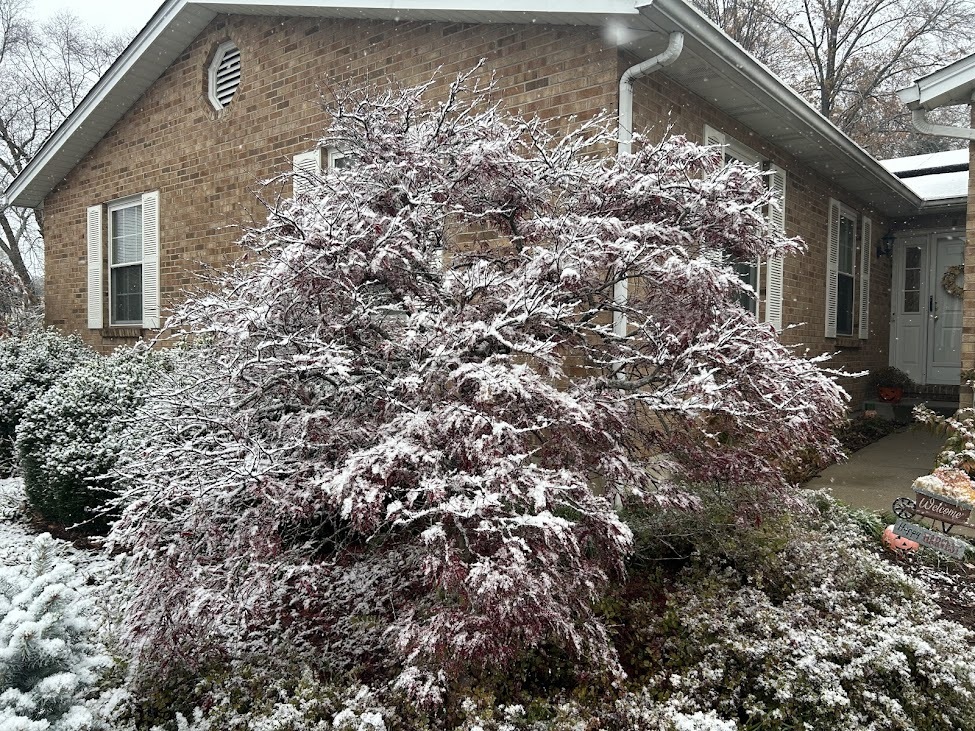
xmin=877 ymin=230 xmax=895 ymax=259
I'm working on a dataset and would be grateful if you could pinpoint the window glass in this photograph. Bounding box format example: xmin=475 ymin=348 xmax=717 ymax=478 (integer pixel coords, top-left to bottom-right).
xmin=110 ymin=201 xmax=143 ymax=324
xmin=734 ymin=262 xmax=757 ymax=314
xmin=836 ymin=208 xmax=856 ymax=336
xmin=838 ymin=216 xmax=855 ymax=274
xmin=111 ymin=205 xmax=142 ymax=264
xmin=904 ymin=245 xmax=922 ymax=314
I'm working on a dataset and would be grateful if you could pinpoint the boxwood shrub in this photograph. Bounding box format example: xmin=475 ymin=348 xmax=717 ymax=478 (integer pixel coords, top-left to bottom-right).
xmin=17 ymin=345 xmax=171 ymax=532
xmin=0 ymin=330 xmax=94 ymax=475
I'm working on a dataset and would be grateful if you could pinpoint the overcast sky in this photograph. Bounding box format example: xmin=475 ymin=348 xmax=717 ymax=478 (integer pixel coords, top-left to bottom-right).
xmin=30 ymin=0 xmax=157 ymax=38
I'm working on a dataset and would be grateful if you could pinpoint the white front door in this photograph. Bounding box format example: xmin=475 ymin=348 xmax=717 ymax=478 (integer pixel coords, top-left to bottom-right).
xmin=890 ymin=232 xmax=964 ymax=385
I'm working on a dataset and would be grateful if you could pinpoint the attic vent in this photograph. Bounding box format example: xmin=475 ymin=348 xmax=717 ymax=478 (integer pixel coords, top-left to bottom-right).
xmin=208 ymin=41 xmax=241 ymax=111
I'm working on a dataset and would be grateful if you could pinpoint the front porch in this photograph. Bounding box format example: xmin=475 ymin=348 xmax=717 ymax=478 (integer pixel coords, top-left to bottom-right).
xmin=881 ymin=149 xmax=968 ymax=409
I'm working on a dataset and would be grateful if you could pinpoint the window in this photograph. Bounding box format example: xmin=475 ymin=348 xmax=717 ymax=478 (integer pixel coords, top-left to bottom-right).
xmin=87 ymin=191 xmax=160 ymax=330
xmin=704 ymin=125 xmax=786 ymax=329
xmin=292 ymin=147 xmax=348 ymax=196
xmin=109 ymin=199 xmax=143 ymax=325
xmin=208 ymin=41 xmax=241 ymax=111
xmin=825 ymin=199 xmax=869 ymax=339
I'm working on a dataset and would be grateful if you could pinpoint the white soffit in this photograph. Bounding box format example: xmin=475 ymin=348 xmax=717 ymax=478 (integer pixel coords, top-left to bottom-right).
xmin=635 ymin=0 xmax=922 ymax=217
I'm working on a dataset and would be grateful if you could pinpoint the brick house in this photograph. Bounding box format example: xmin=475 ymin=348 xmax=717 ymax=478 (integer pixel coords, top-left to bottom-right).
xmin=2 ymin=0 xmax=964 ymax=407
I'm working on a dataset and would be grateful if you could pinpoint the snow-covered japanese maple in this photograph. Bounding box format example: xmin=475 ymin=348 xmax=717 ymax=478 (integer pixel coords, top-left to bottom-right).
xmin=110 ymin=70 xmax=847 ymax=698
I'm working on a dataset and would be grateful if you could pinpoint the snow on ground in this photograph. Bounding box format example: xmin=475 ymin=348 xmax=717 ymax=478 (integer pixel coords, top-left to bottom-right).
xmin=0 ymin=477 xmax=128 ymax=611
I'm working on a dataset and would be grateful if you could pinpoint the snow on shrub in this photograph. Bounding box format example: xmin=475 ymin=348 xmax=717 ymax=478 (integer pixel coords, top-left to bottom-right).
xmin=16 ymin=346 xmax=170 ymax=531
xmin=110 ymin=69 xmax=847 ymax=701
xmin=633 ymin=493 xmax=975 ymax=730
xmin=0 ymin=533 xmax=111 ymax=730
xmin=0 ymin=330 xmax=94 ymax=476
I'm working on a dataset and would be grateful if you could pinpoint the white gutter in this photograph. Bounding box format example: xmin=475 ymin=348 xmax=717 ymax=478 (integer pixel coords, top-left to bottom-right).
xmin=909 ymin=106 xmax=975 ymax=142
xmin=614 ymin=31 xmax=684 ymax=336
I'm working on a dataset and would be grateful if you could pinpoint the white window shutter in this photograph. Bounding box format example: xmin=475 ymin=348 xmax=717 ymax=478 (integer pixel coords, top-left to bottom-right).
xmin=293 ymin=150 xmax=322 ymax=197
xmin=825 ymin=199 xmax=841 ymax=338
xmin=141 ymin=191 xmax=160 ymax=329
xmin=765 ymin=164 xmax=786 ymax=331
xmin=859 ymin=216 xmax=872 ymax=340
xmin=86 ymin=205 xmax=103 ymax=330
xmin=704 ymin=125 xmax=726 ymax=151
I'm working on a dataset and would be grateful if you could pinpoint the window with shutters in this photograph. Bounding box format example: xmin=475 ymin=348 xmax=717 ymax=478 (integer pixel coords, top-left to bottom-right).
xmin=704 ymin=125 xmax=786 ymax=329
xmin=825 ymin=199 xmax=862 ymax=339
xmin=292 ymin=147 xmax=349 ymax=197
xmin=87 ymin=191 xmax=161 ymax=330
xmin=208 ymin=41 xmax=241 ymax=111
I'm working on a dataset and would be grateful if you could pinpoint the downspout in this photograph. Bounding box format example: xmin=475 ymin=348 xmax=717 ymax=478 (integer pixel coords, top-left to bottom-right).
xmin=909 ymin=102 xmax=975 ymax=141
xmin=614 ymin=32 xmax=684 ymax=336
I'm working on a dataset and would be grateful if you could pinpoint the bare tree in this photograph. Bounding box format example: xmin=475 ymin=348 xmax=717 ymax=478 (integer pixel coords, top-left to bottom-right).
xmin=694 ymin=0 xmax=792 ymax=67
xmin=695 ymin=0 xmax=975 ymax=156
xmin=0 ymin=2 xmax=126 ymax=309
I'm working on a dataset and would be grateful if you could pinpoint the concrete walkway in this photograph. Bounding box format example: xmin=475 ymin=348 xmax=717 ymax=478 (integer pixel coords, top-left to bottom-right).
xmin=809 ymin=428 xmax=944 ymax=515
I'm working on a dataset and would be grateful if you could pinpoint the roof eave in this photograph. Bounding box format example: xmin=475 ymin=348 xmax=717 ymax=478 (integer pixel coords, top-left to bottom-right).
xmin=641 ymin=0 xmax=923 ymax=216
xmin=5 ymin=0 xmax=218 ymax=208
xmin=897 ymin=52 xmax=975 ymax=111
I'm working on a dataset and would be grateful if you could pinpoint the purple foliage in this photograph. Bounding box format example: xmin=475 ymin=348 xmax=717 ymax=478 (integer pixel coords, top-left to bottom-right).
xmin=110 ymin=70 xmax=847 ymax=701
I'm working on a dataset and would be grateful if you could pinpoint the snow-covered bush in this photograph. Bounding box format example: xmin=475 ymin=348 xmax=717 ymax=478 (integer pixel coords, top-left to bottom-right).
xmin=0 ymin=533 xmax=111 ymax=730
xmin=916 ymin=403 xmax=975 ymax=478
xmin=0 ymin=330 xmax=94 ymax=476
xmin=17 ymin=346 xmax=170 ymax=531
xmin=110 ymin=70 xmax=847 ymax=701
xmin=620 ymin=492 xmax=975 ymax=730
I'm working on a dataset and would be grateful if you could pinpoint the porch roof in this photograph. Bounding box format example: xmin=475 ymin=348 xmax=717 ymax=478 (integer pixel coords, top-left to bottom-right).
xmin=5 ymin=0 xmax=924 ymax=217
xmin=880 ymin=148 xmax=968 ymax=207
xmin=898 ymin=52 xmax=975 ymax=111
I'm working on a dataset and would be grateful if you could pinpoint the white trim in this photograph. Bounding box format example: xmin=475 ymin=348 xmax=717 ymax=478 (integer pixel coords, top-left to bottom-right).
xmin=141 ymin=191 xmax=161 ymax=329
xmin=5 ymin=0 xmax=208 ymax=208
xmin=765 ymin=164 xmax=786 ymax=331
xmin=292 ymin=149 xmax=322 ymax=197
xmin=897 ymin=51 xmax=975 ymax=111
xmin=207 ymin=41 xmax=242 ymax=111
xmin=825 ymin=199 xmax=840 ymax=338
xmin=825 ymin=199 xmax=857 ymax=338
xmin=327 ymin=147 xmax=348 ymax=169
xmin=107 ymin=195 xmax=146 ymax=327
xmin=5 ymin=0 xmax=927 ymax=215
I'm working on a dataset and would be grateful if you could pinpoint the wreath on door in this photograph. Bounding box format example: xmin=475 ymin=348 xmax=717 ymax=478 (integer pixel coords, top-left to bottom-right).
xmin=942 ymin=264 xmax=965 ymax=298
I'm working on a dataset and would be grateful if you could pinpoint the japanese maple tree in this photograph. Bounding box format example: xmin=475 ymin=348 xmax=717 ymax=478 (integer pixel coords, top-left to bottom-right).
xmin=110 ymin=70 xmax=847 ymax=700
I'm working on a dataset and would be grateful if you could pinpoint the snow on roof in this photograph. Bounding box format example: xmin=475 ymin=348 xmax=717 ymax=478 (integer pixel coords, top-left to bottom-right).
xmin=879 ymin=147 xmax=968 ymax=174
xmin=878 ymin=148 xmax=968 ymax=202
xmin=896 ymin=170 xmax=968 ymax=201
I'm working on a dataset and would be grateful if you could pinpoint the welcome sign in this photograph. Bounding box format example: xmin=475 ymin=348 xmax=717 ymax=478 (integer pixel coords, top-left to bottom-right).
xmin=912 ymin=489 xmax=972 ymax=525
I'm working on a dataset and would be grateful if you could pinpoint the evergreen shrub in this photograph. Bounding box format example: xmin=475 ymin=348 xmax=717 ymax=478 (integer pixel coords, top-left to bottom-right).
xmin=0 ymin=330 xmax=94 ymax=475
xmin=17 ymin=346 xmax=169 ymax=531
xmin=0 ymin=533 xmax=111 ymax=729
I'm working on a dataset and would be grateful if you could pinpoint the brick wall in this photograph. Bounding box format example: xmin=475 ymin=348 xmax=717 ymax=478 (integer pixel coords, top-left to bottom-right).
xmin=43 ymin=16 xmax=620 ymax=351
xmin=43 ymin=13 xmax=899 ymax=406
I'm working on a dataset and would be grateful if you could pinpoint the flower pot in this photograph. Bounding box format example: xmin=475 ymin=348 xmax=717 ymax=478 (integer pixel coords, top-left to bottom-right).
xmin=877 ymin=386 xmax=903 ymax=404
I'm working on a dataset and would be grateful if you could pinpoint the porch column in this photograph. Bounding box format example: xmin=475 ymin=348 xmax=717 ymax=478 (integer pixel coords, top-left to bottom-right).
xmin=963 ymin=103 xmax=975 ymax=408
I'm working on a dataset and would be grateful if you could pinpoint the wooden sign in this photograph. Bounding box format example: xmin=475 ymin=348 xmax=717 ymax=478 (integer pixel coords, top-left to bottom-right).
xmin=893 ymin=519 xmax=969 ymax=560
xmin=912 ymin=489 xmax=972 ymax=525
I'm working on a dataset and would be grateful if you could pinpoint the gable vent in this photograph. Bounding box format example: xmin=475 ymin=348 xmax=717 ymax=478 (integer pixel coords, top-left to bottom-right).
xmin=208 ymin=41 xmax=241 ymax=111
